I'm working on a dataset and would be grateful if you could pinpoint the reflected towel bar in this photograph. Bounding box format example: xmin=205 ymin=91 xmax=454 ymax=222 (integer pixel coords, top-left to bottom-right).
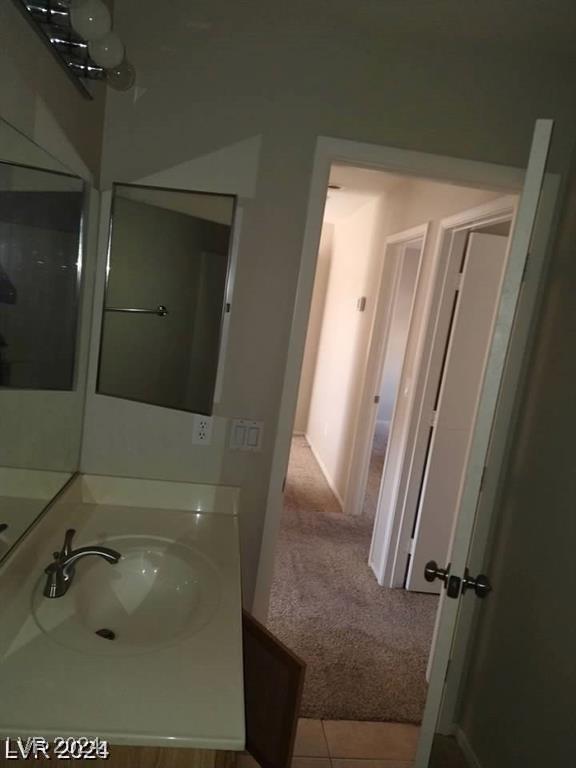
xmin=105 ymin=305 xmax=168 ymax=317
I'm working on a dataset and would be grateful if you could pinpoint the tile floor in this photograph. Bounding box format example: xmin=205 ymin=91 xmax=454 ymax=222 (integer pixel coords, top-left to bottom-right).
xmin=238 ymin=718 xmax=419 ymax=768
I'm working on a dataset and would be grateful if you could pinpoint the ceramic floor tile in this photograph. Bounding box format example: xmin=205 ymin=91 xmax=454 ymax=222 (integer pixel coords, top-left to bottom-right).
xmin=292 ymin=759 xmax=332 ymax=768
xmin=323 ymin=721 xmax=420 ymax=761
xmin=294 ymin=718 xmax=330 ymax=757
xmin=332 ymin=759 xmax=413 ymax=768
xmin=237 ymin=754 xmax=260 ymax=768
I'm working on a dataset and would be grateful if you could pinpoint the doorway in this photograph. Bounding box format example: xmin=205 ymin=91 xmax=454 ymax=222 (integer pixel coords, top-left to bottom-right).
xmin=254 ymin=124 xmax=553 ymax=768
xmin=369 ymin=201 xmax=517 ymax=595
xmin=266 ymin=162 xmax=518 ymax=727
xmin=364 ymin=231 xmax=424 ymax=520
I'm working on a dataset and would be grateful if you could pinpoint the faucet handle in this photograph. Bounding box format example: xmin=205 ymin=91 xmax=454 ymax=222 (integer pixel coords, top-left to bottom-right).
xmin=58 ymin=529 xmax=76 ymax=560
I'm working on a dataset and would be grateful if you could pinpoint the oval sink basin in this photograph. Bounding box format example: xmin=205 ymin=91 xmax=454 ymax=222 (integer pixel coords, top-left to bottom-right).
xmin=32 ymin=536 xmax=221 ymax=655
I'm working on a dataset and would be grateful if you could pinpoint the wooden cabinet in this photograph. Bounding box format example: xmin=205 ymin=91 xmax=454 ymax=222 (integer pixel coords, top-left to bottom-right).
xmin=243 ymin=610 xmax=305 ymax=768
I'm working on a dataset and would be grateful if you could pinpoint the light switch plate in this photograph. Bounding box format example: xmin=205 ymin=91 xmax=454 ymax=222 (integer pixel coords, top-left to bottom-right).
xmin=192 ymin=414 xmax=213 ymax=446
xmin=230 ymin=419 xmax=263 ymax=452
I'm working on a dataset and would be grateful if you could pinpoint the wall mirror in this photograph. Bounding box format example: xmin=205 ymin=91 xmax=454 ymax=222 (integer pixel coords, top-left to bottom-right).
xmin=0 ymin=116 xmax=91 ymax=563
xmin=97 ymin=183 xmax=236 ymax=415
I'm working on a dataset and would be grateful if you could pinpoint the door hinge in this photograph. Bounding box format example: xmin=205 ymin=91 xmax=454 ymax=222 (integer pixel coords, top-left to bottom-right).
xmin=430 ymin=410 xmax=438 ymax=427
xmin=374 ymin=395 xmax=380 ymax=404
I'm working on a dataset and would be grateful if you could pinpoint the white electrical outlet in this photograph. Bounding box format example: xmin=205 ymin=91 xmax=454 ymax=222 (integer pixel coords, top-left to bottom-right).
xmin=192 ymin=414 xmax=213 ymax=446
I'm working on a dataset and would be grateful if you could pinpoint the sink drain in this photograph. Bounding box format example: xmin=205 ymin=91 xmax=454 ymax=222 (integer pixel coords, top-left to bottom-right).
xmin=95 ymin=628 xmax=116 ymax=641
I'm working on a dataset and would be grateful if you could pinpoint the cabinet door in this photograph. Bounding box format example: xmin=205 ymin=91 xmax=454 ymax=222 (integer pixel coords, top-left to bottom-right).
xmin=243 ymin=610 xmax=306 ymax=768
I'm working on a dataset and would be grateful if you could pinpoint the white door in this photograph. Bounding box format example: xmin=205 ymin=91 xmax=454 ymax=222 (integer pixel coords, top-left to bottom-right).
xmin=406 ymin=233 xmax=509 ymax=593
xmin=414 ymin=118 xmax=553 ymax=767
xmin=377 ymin=243 xmax=422 ymax=432
xmin=345 ymin=226 xmax=427 ymax=518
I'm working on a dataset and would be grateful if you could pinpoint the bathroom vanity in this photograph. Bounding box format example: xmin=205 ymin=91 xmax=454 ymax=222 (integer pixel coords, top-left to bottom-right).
xmin=0 ymin=475 xmax=246 ymax=765
xmin=0 ymin=112 xmax=303 ymax=768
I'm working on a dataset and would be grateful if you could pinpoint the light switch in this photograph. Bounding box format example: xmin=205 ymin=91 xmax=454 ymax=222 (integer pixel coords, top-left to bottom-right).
xmin=247 ymin=427 xmax=259 ymax=448
xmin=230 ymin=419 xmax=263 ymax=451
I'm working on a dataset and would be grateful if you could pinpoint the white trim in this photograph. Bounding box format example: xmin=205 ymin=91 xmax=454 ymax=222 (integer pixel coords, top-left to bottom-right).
xmin=344 ymin=223 xmax=428 ymax=520
xmin=386 ymin=223 xmax=433 ymax=245
xmin=305 ymin=434 xmax=345 ymax=509
xmin=455 ymin=728 xmax=483 ymax=768
xmin=381 ymin=196 xmax=517 ymax=590
xmin=213 ymin=203 xmax=243 ymax=404
xmin=437 ymin=195 xmax=517 ymax=231
xmin=253 ymin=135 xmax=524 ymax=621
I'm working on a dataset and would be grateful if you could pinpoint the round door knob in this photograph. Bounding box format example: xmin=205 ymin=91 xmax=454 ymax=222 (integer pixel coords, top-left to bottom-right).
xmin=424 ymin=560 xmax=449 ymax=584
xmin=462 ymin=568 xmax=492 ymax=598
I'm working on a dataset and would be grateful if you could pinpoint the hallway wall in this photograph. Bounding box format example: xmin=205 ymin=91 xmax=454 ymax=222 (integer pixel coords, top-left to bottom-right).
xmin=294 ymin=224 xmax=334 ymax=434
xmin=306 ymin=197 xmax=383 ymax=503
xmin=299 ymin=175 xmax=502 ymax=510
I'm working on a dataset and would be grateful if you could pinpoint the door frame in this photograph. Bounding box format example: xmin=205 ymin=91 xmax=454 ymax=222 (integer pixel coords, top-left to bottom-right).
xmin=414 ymin=119 xmax=555 ymax=765
xmin=343 ymin=223 xmax=429 ymax=519
xmin=253 ymin=137 xmax=524 ymax=621
xmin=373 ymin=196 xmax=517 ymax=591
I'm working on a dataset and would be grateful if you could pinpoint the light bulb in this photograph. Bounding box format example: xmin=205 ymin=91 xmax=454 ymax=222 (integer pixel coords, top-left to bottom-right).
xmin=69 ymin=0 xmax=111 ymax=41
xmin=89 ymin=32 xmax=124 ymax=69
xmin=106 ymin=59 xmax=136 ymax=91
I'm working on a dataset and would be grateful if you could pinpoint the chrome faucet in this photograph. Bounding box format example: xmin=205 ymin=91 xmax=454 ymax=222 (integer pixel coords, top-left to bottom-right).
xmin=43 ymin=528 xmax=121 ymax=599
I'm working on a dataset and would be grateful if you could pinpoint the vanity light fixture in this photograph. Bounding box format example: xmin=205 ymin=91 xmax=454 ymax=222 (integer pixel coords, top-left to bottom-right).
xmin=13 ymin=0 xmax=136 ymax=97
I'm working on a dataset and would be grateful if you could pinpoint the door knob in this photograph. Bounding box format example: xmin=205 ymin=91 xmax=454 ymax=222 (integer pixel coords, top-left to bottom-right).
xmin=424 ymin=560 xmax=461 ymax=599
xmin=462 ymin=568 xmax=492 ymax=598
xmin=424 ymin=560 xmax=449 ymax=585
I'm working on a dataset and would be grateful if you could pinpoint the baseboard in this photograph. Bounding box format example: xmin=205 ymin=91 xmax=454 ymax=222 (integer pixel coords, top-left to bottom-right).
xmin=292 ymin=430 xmax=306 ymax=437
xmin=375 ymin=419 xmax=391 ymax=429
xmin=455 ymin=727 xmax=483 ymax=768
xmin=304 ymin=434 xmax=344 ymax=509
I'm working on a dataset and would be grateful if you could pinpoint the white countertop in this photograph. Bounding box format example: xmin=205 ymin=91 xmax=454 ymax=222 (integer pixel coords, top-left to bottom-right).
xmin=0 ymin=475 xmax=245 ymax=751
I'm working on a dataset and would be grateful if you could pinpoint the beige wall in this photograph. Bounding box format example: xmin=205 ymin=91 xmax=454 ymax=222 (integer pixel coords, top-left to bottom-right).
xmin=293 ymin=224 xmax=333 ymax=434
xmin=305 ymin=197 xmax=383 ymax=503
xmin=89 ymin=0 xmax=576 ymax=605
xmin=457 ymin=159 xmax=576 ymax=767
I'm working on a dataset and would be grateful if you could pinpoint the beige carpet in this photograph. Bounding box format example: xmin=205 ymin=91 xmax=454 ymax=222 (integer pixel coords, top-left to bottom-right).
xmin=267 ymin=435 xmax=438 ymax=723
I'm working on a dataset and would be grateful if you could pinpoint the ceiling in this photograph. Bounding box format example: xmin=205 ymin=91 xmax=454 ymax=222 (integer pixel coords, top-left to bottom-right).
xmin=134 ymin=0 xmax=576 ymax=57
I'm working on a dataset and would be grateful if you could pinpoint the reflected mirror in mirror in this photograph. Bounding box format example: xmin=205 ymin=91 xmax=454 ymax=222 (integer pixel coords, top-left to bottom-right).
xmin=0 ymin=163 xmax=83 ymax=390
xmin=97 ymin=183 xmax=236 ymax=414
xmin=0 ymin=117 xmax=90 ymax=563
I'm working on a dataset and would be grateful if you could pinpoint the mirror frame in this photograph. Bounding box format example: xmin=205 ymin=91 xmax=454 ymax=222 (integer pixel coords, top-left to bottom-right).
xmin=95 ymin=181 xmax=238 ymax=415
